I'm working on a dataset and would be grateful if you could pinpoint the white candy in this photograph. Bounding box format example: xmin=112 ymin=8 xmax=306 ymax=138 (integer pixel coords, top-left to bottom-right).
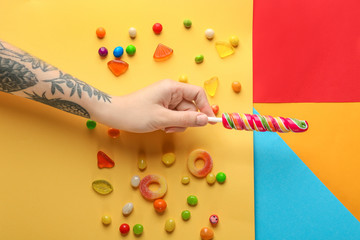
xmin=131 ymin=175 xmax=141 ymax=188
xmin=122 ymin=202 xmax=134 ymax=216
xmin=205 ymin=28 xmax=215 ymax=40
xmin=129 ymin=27 xmax=137 ymax=38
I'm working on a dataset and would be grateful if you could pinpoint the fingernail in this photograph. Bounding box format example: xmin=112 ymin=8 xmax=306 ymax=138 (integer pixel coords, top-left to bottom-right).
xmin=196 ymin=114 xmax=208 ymax=126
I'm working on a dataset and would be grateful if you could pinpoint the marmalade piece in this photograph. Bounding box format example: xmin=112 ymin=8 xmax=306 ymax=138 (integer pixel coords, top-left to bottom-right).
xmin=107 ymin=60 xmax=129 ymax=76
xmin=153 ymin=44 xmax=173 ymax=62
xmin=215 ymin=41 xmax=234 ymax=58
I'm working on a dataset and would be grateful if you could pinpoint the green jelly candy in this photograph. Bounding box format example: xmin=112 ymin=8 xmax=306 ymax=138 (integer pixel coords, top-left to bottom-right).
xmin=216 ymin=172 xmax=226 ymax=183
xmin=86 ymin=120 xmax=96 ymax=129
xmin=195 ymin=54 xmax=204 ymax=64
xmin=187 ymin=195 xmax=198 ymax=206
xmin=92 ymin=180 xmax=113 ymax=195
xmin=183 ymin=19 xmax=192 ymax=28
xmin=133 ymin=224 xmax=144 ymax=235
xmin=181 ymin=210 xmax=191 ymax=221
xmin=126 ymin=45 xmax=136 ymax=55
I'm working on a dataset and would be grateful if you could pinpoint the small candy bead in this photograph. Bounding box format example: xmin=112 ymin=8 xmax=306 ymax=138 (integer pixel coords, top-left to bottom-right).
xmin=179 ymin=74 xmax=188 ymax=83
xmin=162 ymin=152 xmax=176 ymax=166
xmin=86 ymin=120 xmax=96 ymax=129
xmin=119 ymin=223 xmax=130 ymax=234
xmin=126 ymin=45 xmax=136 ymax=56
xmin=187 ymin=195 xmax=198 ymax=206
xmin=154 ymin=199 xmax=167 ymax=213
xmin=211 ymin=105 xmax=219 ymax=115
xmin=209 ymin=214 xmax=219 ymax=225
xmin=232 ymin=81 xmax=241 ymax=93
xmin=122 ymin=202 xmax=134 ymax=216
xmin=181 ymin=176 xmax=190 ymax=185
xmin=138 ymin=158 xmax=147 ymax=170
xmin=165 ymin=218 xmax=175 ymax=232
xmin=216 ymin=172 xmax=226 ymax=183
xmin=113 ymin=46 xmax=124 ymax=58
xmin=96 ymin=27 xmax=106 ymax=38
xmin=98 ymin=47 xmax=108 ymax=57
xmin=206 ymin=173 xmax=216 ymax=185
xmin=200 ymin=227 xmax=214 ymax=240
xmin=108 ymin=128 xmax=120 ymax=138
xmin=229 ymin=35 xmax=239 ymax=47
xmin=181 ymin=210 xmax=191 ymax=221
xmin=131 ymin=175 xmax=141 ymax=188
xmin=205 ymin=29 xmax=215 ymax=40
xmin=183 ymin=19 xmax=192 ymax=28
xmin=133 ymin=224 xmax=144 ymax=235
xmin=153 ymin=23 xmax=163 ymax=34
xmin=101 ymin=215 xmax=111 ymax=225
xmin=129 ymin=27 xmax=137 ymax=38
xmin=195 ymin=54 xmax=204 ymax=64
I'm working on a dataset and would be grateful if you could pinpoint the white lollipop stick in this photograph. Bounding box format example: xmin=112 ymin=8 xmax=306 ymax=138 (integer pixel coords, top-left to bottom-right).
xmin=208 ymin=117 xmax=222 ymax=123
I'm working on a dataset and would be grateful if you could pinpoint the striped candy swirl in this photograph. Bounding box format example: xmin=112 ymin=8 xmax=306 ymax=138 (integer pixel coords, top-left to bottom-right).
xmin=222 ymin=113 xmax=308 ymax=133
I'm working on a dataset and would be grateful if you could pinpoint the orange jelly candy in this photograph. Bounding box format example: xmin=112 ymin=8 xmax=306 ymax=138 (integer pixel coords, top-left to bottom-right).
xmin=153 ymin=199 xmax=167 ymax=213
xmin=97 ymin=151 xmax=115 ymax=168
xmin=107 ymin=60 xmax=129 ymax=76
xmin=153 ymin=43 xmax=173 ymax=61
xmin=200 ymin=227 xmax=214 ymax=240
xmin=108 ymin=128 xmax=120 ymax=138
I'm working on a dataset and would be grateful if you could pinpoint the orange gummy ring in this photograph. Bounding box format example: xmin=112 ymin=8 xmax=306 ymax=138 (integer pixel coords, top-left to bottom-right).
xmin=187 ymin=149 xmax=213 ymax=178
xmin=139 ymin=174 xmax=168 ymax=201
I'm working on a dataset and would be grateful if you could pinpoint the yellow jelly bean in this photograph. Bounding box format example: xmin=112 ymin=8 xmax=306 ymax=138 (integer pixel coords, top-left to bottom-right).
xmin=181 ymin=176 xmax=190 ymax=185
xmin=229 ymin=35 xmax=239 ymax=47
xmin=179 ymin=74 xmax=188 ymax=83
xmin=162 ymin=152 xmax=176 ymax=166
xmin=101 ymin=215 xmax=111 ymax=225
xmin=165 ymin=218 xmax=176 ymax=232
xmin=204 ymin=77 xmax=219 ymax=97
xmin=206 ymin=173 xmax=216 ymax=185
xmin=138 ymin=158 xmax=147 ymax=170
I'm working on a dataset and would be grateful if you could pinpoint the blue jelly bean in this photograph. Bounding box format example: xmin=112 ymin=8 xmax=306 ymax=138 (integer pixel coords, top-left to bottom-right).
xmin=113 ymin=46 xmax=124 ymax=58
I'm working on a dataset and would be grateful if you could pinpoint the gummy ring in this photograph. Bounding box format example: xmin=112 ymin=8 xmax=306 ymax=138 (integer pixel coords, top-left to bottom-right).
xmin=187 ymin=149 xmax=213 ymax=178
xmin=139 ymin=174 xmax=168 ymax=201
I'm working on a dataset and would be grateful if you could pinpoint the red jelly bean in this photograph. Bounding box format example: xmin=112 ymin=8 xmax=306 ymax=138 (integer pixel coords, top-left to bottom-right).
xmin=211 ymin=104 xmax=219 ymax=115
xmin=108 ymin=128 xmax=120 ymax=138
xmin=97 ymin=151 xmax=115 ymax=168
xmin=152 ymin=23 xmax=163 ymax=34
xmin=119 ymin=223 xmax=130 ymax=234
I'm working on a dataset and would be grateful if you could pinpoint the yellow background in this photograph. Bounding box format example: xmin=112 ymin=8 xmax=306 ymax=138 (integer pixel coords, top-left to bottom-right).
xmin=0 ymin=0 xmax=254 ymax=239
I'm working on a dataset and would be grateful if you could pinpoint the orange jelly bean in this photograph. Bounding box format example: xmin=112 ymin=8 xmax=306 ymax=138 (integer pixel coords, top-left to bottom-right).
xmin=96 ymin=27 xmax=106 ymax=39
xmin=200 ymin=227 xmax=214 ymax=240
xmin=153 ymin=199 xmax=167 ymax=213
xmin=108 ymin=128 xmax=120 ymax=138
xmin=211 ymin=104 xmax=219 ymax=115
xmin=232 ymin=81 xmax=241 ymax=93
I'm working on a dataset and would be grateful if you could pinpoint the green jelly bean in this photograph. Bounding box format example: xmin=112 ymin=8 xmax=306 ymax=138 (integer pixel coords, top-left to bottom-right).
xmin=126 ymin=45 xmax=136 ymax=55
xmin=86 ymin=120 xmax=96 ymax=129
xmin=195 ymin=54 xmax=204 ymax=64
xmin=187 ymin=195 xmax=198 ymax=206
xmin=183 ymin=19 xmax=192 ymax=28
xmin=133 ymin=224 xmax=143 ymax=235
xmin=181 ymin=210 xmax=191 ymax=221
xmin=216 ymin=172 xmax=226 ymax=183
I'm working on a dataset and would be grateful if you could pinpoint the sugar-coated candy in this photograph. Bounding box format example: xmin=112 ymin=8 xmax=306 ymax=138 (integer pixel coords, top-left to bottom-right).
xmin=181 ymin=176 xmax=190 ymax=185
xmin=107 ymin=60 xmax=129 ymax=76
xmin=215 ymin=41 xmax=234 ymax=58
xmin=107 ymin=128 xmax=120 ymax=138
xmin=216 ymin=172 xmax=226 ymax=183
xmin=179 ymin=74 xmax=188 ymax=83
xmin=229 ymin=35 xmax=239 ymax=47
xmin=232 ymin=81 xmax=241 ymax=93
xmin=195 ymin=54 xmax=204 ymax=64
xmin=92 ymin=179 xmax=113 ymax=195
xmin=131 ymin=175 xmax=141 ymax=188
xmin=205 ymin=29 xmax=215 ymax=39
xmin=153 ymin=43 xmax=173 ymax=61
xmin=162 ymin=152 xmax=176 ymax=166
xmin=126 ymin=45 xmax=136 ymax=56
xmin=187 ymin=195 xmax=198 ymax=206
xmin=204 ymin=76 xmax=218 ymax=97
xmin=154 ymin=199 xmax=167 ymax=213
xmin=181 ymin=210 xmax=191 ymax=221
xmin=138 ymin=158 xmax=147 ymax=170
xmin=86 ymin=120 xmax=96 ymax=129
xmin=96 ymin=27 xmax=106 ymax=38
xmin=139 ymin=174 xmax=168 ymax=200
xmin=119 ymin=223 xmax=130 ymax=234
xmin=200 ymin=227 xmax=214 ymax=240
xmin=102 ymin=215 xmax=112 ymax=225
xmin=183 ymin=19 xmax=192 ymax=28
xmin=211 ymin=105 xmax=219 ymax=115
xmin=97 ymin=151 xmax=115 ymax=168
xmin=188 ymin=149 xmax=213 ymax=178
xmin=206 ymin=173 xmax=216 ymax=185
xmin=209 ymin=214 xmax=219 ymax=225
xmin=165 ymin=218 xmax=175 ymax=232
xmin=153 ymin=23 xmax=163 ymax=34
xmin=122 ymin=202 xmax=134 ymax=216
xmin=129 ymin=27 xmax=137 ymax=38
xmin=113 ymin=46 xmax=124 ymax=58
xmin=133 ymin=224 xmax=143 ymax=235
xmin=98 ymin=47 xmax=108 ymax=57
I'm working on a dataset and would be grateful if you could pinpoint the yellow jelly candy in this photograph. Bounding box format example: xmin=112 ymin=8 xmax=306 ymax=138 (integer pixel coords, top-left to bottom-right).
xmin=204 ymin=77 xmax=219 ymax=97
xmin=229 ymin=35 xmax=239 ymax=47
xmin=206 ymin=173 xmax=216 ymax=185
xmin=162 ymin=153 xmax=176 ymax=166
xmin=138 ymin=158 xmax=147 ymax=170
xmin=165 ymin=218 xmax=176 ymax=232
xmin=92 ymin=180 xmax=113 ymax=195
xmin=215 ymin=41 xmax=234 ymax=58
xmin=179 ymin=75 xmax=188 ymax=83
xmin=102 ymin=215 xmax=112 ymax=225
xmin=181 ymin=176 xmax=190 ymax=185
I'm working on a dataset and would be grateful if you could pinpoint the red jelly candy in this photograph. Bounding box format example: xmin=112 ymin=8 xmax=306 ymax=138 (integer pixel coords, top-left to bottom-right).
xmin=119 ymin=223 xmax=130 ymax=234
xmin=108 ymin=128 xmax=120 ymax=138
xmin=152 ymin=23 xmax=163 ymax=34
xmin=97 ymin=151 xmax=115 ymax=168
xmin=153 ymin=44 xmax=173 ymax=62
xmin=107 ymin=60 xmax=129 ymax=76
xmin=211 ymin=104 xmax=219 ymax=115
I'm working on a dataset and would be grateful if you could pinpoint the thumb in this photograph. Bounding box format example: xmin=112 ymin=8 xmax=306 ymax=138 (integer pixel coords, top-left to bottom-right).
xmin=160 ymin=110 xmax=208 ymax=128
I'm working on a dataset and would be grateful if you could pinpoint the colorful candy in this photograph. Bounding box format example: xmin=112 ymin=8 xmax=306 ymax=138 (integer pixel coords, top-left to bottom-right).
xmin=107 ymin=128 xmax=120 ymax=138
xmin=229 ymin=35 xmax=239 ymax=47
xmin=92 ymin=180 xmax=113 ymax=195
xmin=179 ymin=74 xmax=188 ymax=83
xmin=216 ymin=172 xmax=226 ymax=183
xmin=211 ymin=104 xmax=219 ymax=115
xmin=97 ymin=151 xmax=115 ymax=168
xmin=138 ymin=156 xmax=147 ymax=170
xmin=183 ymin=19 xmax=192 ymax=28
xmin=101 ymin=215 xmax=112 ymax=225
xmin=181 ymin=176 xmax=190 ymax=185
xmin=204 ymin=77 xmax=218 ymax=97
xmin=119 ymin=223 xmax=130 ymax=234
xmin=96 ymin=27 xmax=106 ymax=39
xmin=206 ymin=173 xmax=216 ymax=185
xmin=209 ymin=214 xmax=219 ymax=225
xmin=232 ymin=81 xmax=241 ymax=93
xmin=153 ymin=199 xmax=167 ymax=213
xmin=165 ymin=218 xmax=175 ymax=232
xmin=153 ymin=23 xmax=163 ymax=34
xmin=200 ymin=227 xmax=214 ymax=240
xmin=129 ymin=27 xmax=137 ymax=38
xmin=126 ymin=45 xmax=136 ymax=56
xmin=98 ymin=47 xmax=108 ymax=57
xmin=215 ymin=41 xmax=234 ymax=58
xmin=122 ymin=202 xmax=134 ymax=216
xmin=133 ymin=224 xmax=144 ymax=235
xmin=139 ymin=174 xmax=168 ymax=200
xmin=195 ymin=54 xmax=204 ymax=63
xmin=187 ymin=195 xmax=198 ymax=206
xmin=113 ymin=46 xmax=124 ymax=58
xmin=188 ymin=149 xmax=213 ymax=178
xmin=181 ymin=210 xmax=191 ymax=220
xmin=221 ymin=113 xmax=309 ymax=133
xmin=162 ymin=152 xmax=176 ymax=166
xmin=86 ymin=120 xmax=96 ymax=129
xmin=131 ymin=175 xmax=141 ymax=188
xmin=107 ymin=60 xmax=129 ymax=76
xmin=153 ymin=43 xmax=173 ymax=61
xmin=205 ymin=29 xmax=215 ymax=39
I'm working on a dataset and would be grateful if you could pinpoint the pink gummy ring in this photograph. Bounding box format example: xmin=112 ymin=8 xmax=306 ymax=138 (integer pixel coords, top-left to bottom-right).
xmin=187 ymin=149 xmax=213 ymax=178
xmin=139 ymin=174 xmax=167 ymax=201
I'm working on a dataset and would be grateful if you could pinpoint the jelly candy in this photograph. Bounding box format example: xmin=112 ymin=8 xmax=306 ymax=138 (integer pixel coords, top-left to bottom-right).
xmin=86 ymin=120 xmax=96 ymax=129
xmin=183 ymin=19 xmax=192 ymax=28
xmin=188 ymin=149 xmax=213 ymax=178
xmin=179 ymin=74 xmax=188 ymax=83
xmin=108 ymin=128 xmax=120 ymax=138
xmin=216 ymin=172 xmax=226 ymax=183
xmin=162 ymin=152 xmax=176 ymax=166
xmin=92 ymin=180 xmax=113 ymax=195
xmin=126 ymin=45 xmax=136 ymax=55
xmin=181 ymin=176 xmax=190 ymax=185
xmin=195 ymin=54 xmax=204 ymax=63
xmin=119 ymin=223 xmax=130 ymax=234
xmin=98 ymin=47 xmax=108 ymax=57
xmin=205 ymin=29 xmax=215 ymax=40
xmin=97 ymin=151 xmax=115 ymax=168
xmin=200 ymin=227 xmax=214 ymax=240
xmin=131 ymin=175 xmax=141 ymax=188
xmin=122 ymin=202 xmax=134 ymax=216
xmin=96 ymin=27 xmax=106 ymax=38
xmin=165 ymin=218 xmax=175 ymax=232
xmin=102 ymin=215 xmax=111 ymax=225
xmin=153 ymin=44 xmax=173 ymax=61
xmin=204 ymin=77 xmax=218 ymax=97
xmin=153 ymin=23 xmax=163 ymax=34
xmin=129 ymin=27 xmax=137 ymax=38
xmin=133 ymin=224 xmax=143 ymax=235
xmin=107 ymin=60 xmax=128 ymax=76
xmin=139 ymin=174 xmax=168 ymax=200
xmin=154 ymin=199 xmax=167 ymax=213
xmin=113 ymin=46 xmax=124 ymax=58
xmin=187 ymin=195 xmax=198 ymax=206
xmin=209 ymin=214 xmax=219 ymax=225
xmin=181 ymin=210 xmax=191 ymax=220
xmin=206 ymin=173 xmax=216 ymax=185
xmin=215 ymin=41 xmax=234 ymax=58
xmin=229 ymin=35 xmax=239 ymax=47
xmin=232 ymin=81 xmax=241 ymax=93
xmin=138 ymin=158 xmax=147 ymax=171
xmin=211 ymin=105 xmax=219 ymax=115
